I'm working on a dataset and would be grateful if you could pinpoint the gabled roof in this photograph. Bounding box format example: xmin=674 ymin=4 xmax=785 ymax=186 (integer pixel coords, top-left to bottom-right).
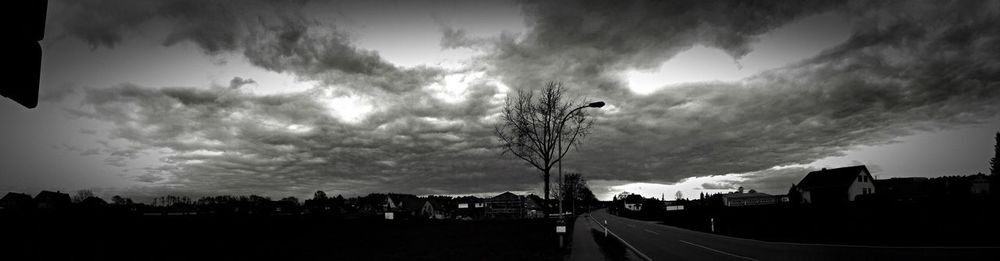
xmin=492 ymin=192 xmax=519 ymax=200
xmin=1 ymin=192 xmax=33 ymax=202
xmin=81 ymin=197 xmax=108 ymax=206
xmin=401 ymin=198 xmax=430 ymax=212
xmin=34 ymin=190 xmax=71 ymax=203
xmin=453 ymin=196 xmax=483 ymax=204
xmin=387 ymin=194 xmax=417 ymax=203
xmin=486 ymin=192 xmax=524 ymax=204
xmin=797 ymin=165 xmax=870 ymax=190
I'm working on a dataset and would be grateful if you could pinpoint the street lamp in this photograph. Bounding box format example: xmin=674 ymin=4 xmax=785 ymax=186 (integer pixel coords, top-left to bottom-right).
xmin=557 ymin=101 xmax=604 ymax=218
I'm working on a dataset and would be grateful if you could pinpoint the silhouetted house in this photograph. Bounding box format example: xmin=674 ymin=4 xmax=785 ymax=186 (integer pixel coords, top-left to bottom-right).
xmin=76 ymin=197 xmax=109 ymax=215
xmin=453 ymin=196 xmax=485 ymax=219
xmin=663 ymin=200 xmax=685 ymax=211
xmin=486 ymin=192 xmax=526 ymax=218
xmin=623 ymin=197 xmax=643 ymax=211
xmin=382 ymin=194 xmax=417 ymax=213
xmin=385 ymin=195 xmax=402 ymax=211
xmin=271 ymin=200 xmax=301 ymax=215
xmin=721 ymin=192 xmax=785 ymax=207
xmin=874 ymin=177 xmax=930 ymax=202
xmin=400 ymin=198 xmax=441 ymax=219
xmin=524 ymin=195 xmax=545 ymax=218
xmin=304 ymin=197 xmax=342 ymax=215
xmin=80 ymin=197 xmax=108 ymax=207
xmin=970 ymin=174 xmax=991 ymax=195
xmin=0 ymin=192 xmax=34 ymax=212
xmin=34 ymin=190 xmax=71 ymax=209
xmin=795 ymin=165 xmax=876 ymax=205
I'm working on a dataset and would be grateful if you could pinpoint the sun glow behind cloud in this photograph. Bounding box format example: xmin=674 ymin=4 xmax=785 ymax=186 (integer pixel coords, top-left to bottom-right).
xmin=625 ymin=45 xmax=742 ymax=94
xmin=320 ymin=91 xmax=375 ymax=124
xmin=624 ymin=11 xmax=852 ymax=95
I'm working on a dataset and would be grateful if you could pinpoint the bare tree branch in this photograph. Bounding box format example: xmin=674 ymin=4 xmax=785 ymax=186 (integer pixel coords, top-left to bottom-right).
xmin=494 ymin=82 xmax=599 ymax=213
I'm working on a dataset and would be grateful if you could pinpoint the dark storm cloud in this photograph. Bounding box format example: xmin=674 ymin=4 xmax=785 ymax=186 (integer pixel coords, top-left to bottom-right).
xmin=52 ymin=0 xmax=442 ymax=94
xmin=52 ymin=0 xmax=158 ymax=48
xmin=486 ymin=0 xmax=1000 ymax=191
xmin=44 ymin=0 xmax=1000 ymax=198
xmin=734 ymin=167 xmax=816 ymax=195
xmin=484 ymin=0 xmax=843 ymax=94
xmin=71 ymin=82 xmax=538 ymax=196
xmin=240 ymin=23 xmax=444 ymax=93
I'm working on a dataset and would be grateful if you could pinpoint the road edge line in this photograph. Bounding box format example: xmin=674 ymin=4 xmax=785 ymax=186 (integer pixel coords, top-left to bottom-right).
xmin=586 ymin=215 xmax=654 ymax=261
xmin=679 ymin=240 xmax=758 ymax=261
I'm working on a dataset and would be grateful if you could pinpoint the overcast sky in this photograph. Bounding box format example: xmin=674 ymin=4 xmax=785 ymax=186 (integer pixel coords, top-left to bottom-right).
xmin=2 ymin=0 xmax=998 ymax=201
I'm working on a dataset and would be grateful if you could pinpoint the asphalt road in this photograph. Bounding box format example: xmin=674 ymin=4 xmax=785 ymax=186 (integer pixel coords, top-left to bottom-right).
xmin=587 ymin=209 xmax=999 ymax=261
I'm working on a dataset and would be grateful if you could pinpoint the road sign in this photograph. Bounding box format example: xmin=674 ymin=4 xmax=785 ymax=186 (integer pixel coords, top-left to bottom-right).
xmin=556 ymin=225 xmax=566 ymax=233
xmin=385 ymin=212 xmax=394 ymax=220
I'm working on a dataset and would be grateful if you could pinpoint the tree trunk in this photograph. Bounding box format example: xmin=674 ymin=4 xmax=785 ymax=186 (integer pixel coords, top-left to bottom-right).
xmin=543 ymin=170 xmax=550 ymax=215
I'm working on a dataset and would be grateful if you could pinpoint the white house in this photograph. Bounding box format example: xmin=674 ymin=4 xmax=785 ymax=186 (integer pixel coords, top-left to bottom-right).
xmin=795 ymin=165 xmax=876 ymax=205
xmin=624 ymin=202 xmax=641 ymax=211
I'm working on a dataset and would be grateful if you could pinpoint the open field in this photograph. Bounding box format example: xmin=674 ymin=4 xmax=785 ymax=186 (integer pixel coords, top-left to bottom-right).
xmin=1 ymin=214 xmax=567 ymax=260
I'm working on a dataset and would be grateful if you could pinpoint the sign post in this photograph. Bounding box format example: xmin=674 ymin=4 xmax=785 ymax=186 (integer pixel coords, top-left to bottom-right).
xmin=710 ymin=217 xmax=715 ymax=233
xmin=556 ymin=219 xmax=567 ymax=248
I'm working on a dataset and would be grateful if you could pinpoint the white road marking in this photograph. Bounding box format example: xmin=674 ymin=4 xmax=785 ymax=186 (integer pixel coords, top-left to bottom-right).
xmin=679 ymin=240 xmax=758 ymax=261
xmin=627 ymin=224 xmax=636 ymax=228
xmin=586 ymin=215 xmax=654 ymax=261
xmin=644 ymin=229 xmax=659 ymax=235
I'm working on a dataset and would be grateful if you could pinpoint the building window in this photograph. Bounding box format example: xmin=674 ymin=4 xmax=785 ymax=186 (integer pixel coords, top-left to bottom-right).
xmin=858 ymin=176 xmax=862 ymax=182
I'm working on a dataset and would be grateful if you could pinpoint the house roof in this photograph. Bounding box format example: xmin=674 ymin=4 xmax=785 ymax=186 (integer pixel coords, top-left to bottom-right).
xmin=797 ymin=165 xmax=870 ymax=190
xmin=401 ymin=198 xmax=429 ymax=212
xmin=1 ymin=192 xmax=33 ymax=202
xmin=453 ymin=196 xmax=483 ymax=204
xmin=34 ymin=190 xmax=71 ymax=203
xmin=81 ymin=197 xmax=108 ymax=206
xmin=387 ymin=194 xmax=417 ymax=203
xmin=524 ymin=195 xmax=544 ymax=209
xmin=487 ymin=191 xmax=521 ymax=202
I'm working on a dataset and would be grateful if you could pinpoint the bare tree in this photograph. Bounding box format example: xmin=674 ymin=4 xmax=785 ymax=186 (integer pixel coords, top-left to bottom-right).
xmin=73 ymin=189 xmax=95 ymax=203
xmin=495 ymin=82 xmax=603 ymax=213
xmin=561 ymin=173 xmax=595 ymax=214
xmin=111 ymin=195 xmax=133 ymax=205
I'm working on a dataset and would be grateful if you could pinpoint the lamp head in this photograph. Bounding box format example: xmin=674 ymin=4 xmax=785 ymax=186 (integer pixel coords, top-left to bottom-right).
xmin=588 ymin=101 xmax=605 ymax=108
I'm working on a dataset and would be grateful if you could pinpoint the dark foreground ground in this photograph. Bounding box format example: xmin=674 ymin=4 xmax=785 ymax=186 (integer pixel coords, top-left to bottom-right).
xmin=591 ymin=209 xmax=1000 ymax=261
xmin=628 ymin=199 xmax=1000 ymax=246
xmin=1 ymin=214 xmax=566 ymax=260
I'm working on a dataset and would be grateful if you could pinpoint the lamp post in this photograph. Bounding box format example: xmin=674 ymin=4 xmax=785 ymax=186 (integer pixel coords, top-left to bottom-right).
xmin=557 ymin=101 xmax=604 ymax=218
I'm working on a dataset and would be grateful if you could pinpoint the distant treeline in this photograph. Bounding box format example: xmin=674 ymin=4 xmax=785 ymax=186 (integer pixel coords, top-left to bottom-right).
xmin=1 ymin=190 xmax=462 ymax=218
